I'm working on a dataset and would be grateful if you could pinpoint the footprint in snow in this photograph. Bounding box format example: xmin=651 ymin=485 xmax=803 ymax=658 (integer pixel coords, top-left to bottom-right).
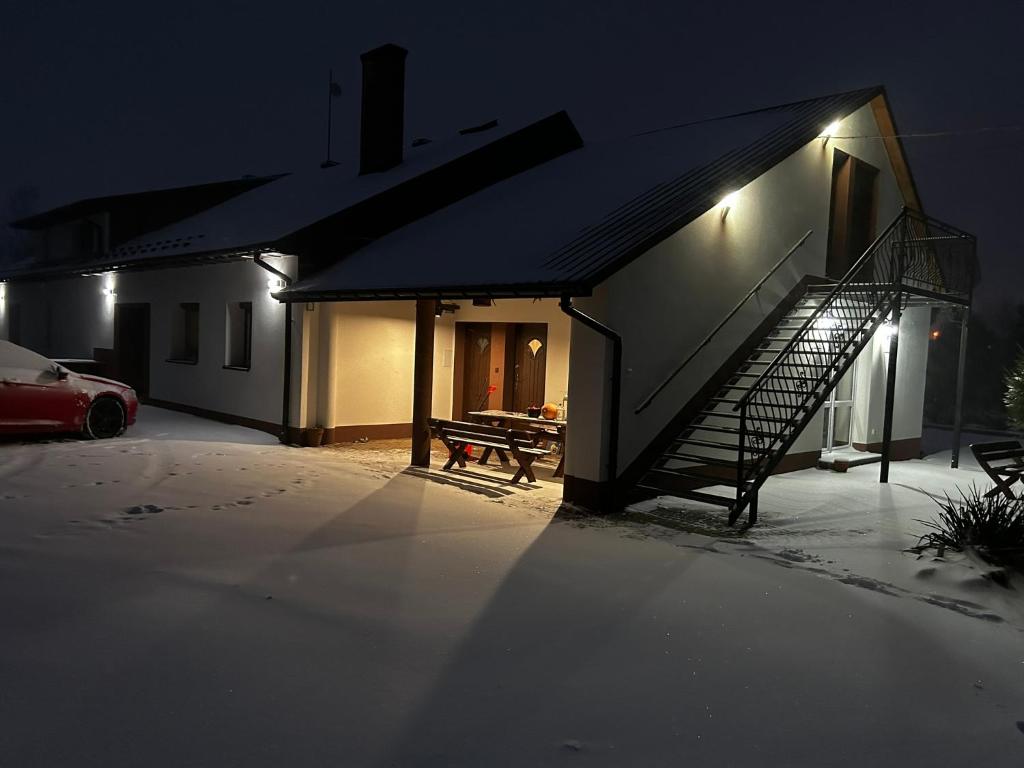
xmin=124 ymin=504 xmax=163 ymax=516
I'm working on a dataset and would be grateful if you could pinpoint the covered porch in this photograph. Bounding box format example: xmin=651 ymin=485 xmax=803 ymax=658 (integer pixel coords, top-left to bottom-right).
xmin=286 ymin=292 xmax=598 ymax=495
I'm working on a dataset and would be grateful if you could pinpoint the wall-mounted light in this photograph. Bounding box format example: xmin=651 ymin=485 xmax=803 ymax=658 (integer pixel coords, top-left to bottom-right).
xmin=880 ymin=320 xmax=898 ymax=347
xmin=267 ymin=276 xmax=285 ymax=293
xmin=819 ymin=120 xmax=841 ymax=146
xmin=719 ymin=190 xmax=739 ymax=221
xmin=0 ymin=282 xmax=5 ymax=302
xmin=101 ymin=274 xmax=116 ymax=301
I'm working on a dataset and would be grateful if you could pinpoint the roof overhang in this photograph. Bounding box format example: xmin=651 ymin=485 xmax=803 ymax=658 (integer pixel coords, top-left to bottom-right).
xmin=869 ymin=91 xmax=924 ymax=213
xmin=273 ymin=282 xmax=592 ymax=303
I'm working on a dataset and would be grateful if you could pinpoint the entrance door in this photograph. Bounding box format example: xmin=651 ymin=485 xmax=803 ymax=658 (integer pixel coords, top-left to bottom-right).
xmin=8 ymin=303 xmax=22 ymax=345
xmin=459 ymin=323 xmax=493 ymax=419
xmin=826 ymin=150 xmax=880 ymax=280
xmin=114 ymin=303 xmax=150 ymax=397
xmin=511 ymin=323 xmax=547 ymax=413
xmin=821 ymin=364 xmax=855 ymax=453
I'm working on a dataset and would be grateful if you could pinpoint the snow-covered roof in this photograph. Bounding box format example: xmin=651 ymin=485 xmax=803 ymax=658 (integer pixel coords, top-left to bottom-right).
xmin=102 ymin=116 xmax=560 ymax=266
xmin=277 ymin=87 xmax=885 ymax=300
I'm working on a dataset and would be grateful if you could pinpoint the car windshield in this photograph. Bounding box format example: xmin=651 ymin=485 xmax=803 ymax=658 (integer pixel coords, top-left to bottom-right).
xmin=0 ymin=340 xmax=56 ymax=372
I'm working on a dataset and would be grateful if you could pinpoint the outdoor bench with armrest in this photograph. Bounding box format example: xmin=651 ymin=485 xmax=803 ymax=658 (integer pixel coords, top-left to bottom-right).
xmin=429 ymin=418 xmax=550 ymax=484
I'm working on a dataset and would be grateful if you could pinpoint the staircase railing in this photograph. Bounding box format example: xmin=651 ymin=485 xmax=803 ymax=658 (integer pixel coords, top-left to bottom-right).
xmin=634 ymin=230 xmax=813 ymax=415
xmin=732 ymin=208 xmax=976 ymax=512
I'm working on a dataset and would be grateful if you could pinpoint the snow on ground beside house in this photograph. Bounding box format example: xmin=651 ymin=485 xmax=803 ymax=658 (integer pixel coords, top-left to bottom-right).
xmin=1 ymin=408 xmax=1023 ymax=767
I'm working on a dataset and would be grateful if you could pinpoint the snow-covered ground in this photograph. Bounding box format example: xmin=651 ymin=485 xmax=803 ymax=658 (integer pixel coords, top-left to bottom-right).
xmin=1 ymin=407 xmax=1022 ymax=766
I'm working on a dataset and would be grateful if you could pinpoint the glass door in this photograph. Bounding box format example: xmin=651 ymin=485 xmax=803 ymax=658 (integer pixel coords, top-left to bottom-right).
xmin=821 ymin=363 xmax=856 ymax=453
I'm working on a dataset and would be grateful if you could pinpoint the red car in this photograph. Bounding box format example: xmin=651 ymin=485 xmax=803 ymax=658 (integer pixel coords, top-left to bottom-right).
xmin=0 ymin=340 xmax=138 ymax=439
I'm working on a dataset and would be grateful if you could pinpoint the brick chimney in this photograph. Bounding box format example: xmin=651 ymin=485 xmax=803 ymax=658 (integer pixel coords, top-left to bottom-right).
xmin=359 ymin=43 xmax=408 ymax=175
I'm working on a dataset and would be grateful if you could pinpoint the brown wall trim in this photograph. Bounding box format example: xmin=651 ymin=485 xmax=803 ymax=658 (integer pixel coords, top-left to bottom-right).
xmin=322 ymin=422 xmax=413 ymax=445
xmin=619 ymin=275 xmax=825 ymax=491
xmin=869 ymin=94 xmax=923 ymax=212
xmin=852 ymin=436 xmax=921 ymax=461
xmin=144 ymin=398 xmax=281 ymax=438
xmin=562 ymin=474 xmax=612 ymax=513
xmin=772 ymin=449 xmax=821 ymax=473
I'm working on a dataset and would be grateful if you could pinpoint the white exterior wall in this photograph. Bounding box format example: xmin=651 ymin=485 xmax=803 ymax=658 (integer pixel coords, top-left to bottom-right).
xmin=566 ymin=103 xmax=911 ymax=483
xmin=296 ymin=298 xmax=571 ymax=433
xmin=2 ymin=257 xmax=294 ymax=427
xmin=851 ymin=306 xmax=930 ymax=450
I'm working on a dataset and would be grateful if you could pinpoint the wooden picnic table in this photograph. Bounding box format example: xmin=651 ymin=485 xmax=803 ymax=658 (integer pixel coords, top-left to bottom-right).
xmin=467 ymin=410 xmax=566 ymax=478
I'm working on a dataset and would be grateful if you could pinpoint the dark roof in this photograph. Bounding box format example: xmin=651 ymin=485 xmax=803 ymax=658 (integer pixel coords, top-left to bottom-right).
xmin=1 ymin=112 xmax=581 ymax=281
xmin=276 ymin=86 xmax=887 ymax=301
xmin=10 ymin=176 xmax=281 ymax=230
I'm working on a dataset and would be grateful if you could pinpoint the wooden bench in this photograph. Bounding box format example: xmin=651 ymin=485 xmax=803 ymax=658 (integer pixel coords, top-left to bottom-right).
xmin=429 ymin=418 xmax=550 ymax=484
xmin=970 ymin=440 xmax=1024 ymax=499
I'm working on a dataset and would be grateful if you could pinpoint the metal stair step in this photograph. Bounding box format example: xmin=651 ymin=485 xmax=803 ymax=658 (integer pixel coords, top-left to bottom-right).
xmin=698 ymin=411 xmax=794 ymax=422
xmin=634 ymin=485 xmax=736 ymax=508
xmin=658 ymin=451 xmax=749 ymax=467
xmin=673 ymin=437 xmax=771 ymax=454
xmin=685 ymin=424 xmax=777 ymax=439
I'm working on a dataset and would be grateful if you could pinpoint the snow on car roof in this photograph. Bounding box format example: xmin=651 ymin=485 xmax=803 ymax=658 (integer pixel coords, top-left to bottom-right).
xmin=0 ymin=340 xmax=54 ymax=371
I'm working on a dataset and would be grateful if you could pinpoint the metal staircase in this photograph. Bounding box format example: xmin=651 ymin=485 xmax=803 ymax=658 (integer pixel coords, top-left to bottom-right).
xmin=634 ymin=208 xmax=976 ymax=525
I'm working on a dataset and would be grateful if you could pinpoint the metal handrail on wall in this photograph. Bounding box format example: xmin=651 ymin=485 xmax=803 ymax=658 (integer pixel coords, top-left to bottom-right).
xmin=634 ymin=230 xmax=813 ymax=415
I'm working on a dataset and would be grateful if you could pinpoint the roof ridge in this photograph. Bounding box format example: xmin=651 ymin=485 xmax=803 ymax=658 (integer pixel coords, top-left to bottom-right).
xmin=633 ymin=85 xmax=883 ymax=138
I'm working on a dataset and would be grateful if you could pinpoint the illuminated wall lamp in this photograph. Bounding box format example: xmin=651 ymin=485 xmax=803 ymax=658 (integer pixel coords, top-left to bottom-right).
xmin=718 ymin=190 xmax=739 ymax=221
xmin=880 ymin=320 xmax=898 ymax=347
xmin=102 ymin=286 xmax=117 ymax=299
xmin=267 ymin=276 xmax=285 ymax=293
xmin=819 ymin=120 xmax=840 ymax=146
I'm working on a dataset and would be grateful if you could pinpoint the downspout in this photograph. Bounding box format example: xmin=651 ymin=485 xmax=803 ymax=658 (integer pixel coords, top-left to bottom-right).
xmin=254 ymin=254 xmax=293 ymax=444
xmin=559 ymin=296 xmax=622 ymax=511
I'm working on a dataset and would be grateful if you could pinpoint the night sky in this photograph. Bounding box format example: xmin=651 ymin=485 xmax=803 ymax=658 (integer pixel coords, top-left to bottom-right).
xmin=2 ymin=1 xmax=1020 ymax=313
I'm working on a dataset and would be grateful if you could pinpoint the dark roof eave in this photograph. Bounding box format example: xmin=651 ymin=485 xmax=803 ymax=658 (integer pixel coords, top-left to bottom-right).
xmin=273 ymin=282 xmax=593 ymax=303
xmin=0 ymin=242 xmax=284 ymax=282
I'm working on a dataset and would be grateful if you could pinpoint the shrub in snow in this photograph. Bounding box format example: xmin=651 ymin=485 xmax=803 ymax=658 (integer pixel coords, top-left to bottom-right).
xmin=1004 ymin=349 xmax=1024 ymax=429
xmin=915 ymin=484 xmax=1024 ymax=570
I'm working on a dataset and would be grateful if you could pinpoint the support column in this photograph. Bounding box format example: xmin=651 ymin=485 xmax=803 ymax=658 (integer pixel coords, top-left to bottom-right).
xmin=950 ymin=304 xmax=971 ymax=469
xmin=411 ymin=299 xmax=436 ymax=467
xmin=879 ymin=297 xmax=902 ymax=483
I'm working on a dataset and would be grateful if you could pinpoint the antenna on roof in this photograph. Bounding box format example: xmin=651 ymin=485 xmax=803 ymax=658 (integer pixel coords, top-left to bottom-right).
xmin=321 ymin=69 xmax=342 ymax=169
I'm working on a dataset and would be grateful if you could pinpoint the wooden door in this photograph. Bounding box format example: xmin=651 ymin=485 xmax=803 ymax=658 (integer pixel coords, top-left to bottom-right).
xmin=459 ymin=322 xmax=493 ymax=419
xmin=511 ymin=323 xmax=547 ymax=413
xmin=114 ymin=303 xmax=150 ymax=397
xmin=826 ymin=151 xmax=879 ymax=280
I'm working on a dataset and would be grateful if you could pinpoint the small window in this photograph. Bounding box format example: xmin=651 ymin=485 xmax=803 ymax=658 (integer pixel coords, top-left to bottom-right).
xmin=224 ymin=302 xmax=252 ymax=370
xmin=168 ymin=303 xmax=199 ymax=364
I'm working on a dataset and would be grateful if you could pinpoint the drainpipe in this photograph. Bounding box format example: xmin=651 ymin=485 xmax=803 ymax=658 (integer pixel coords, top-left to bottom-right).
xmin=559 ymin=296 xmax=622 ymax=511
xmin=254 ymin=254 xmax=293 ymax=444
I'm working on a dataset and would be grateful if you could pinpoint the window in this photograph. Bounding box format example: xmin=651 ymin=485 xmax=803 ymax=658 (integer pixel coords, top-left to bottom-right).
xmin=224 ymin=302 xmax=252 ymax=370
xmin=168 ymin=303 xmax=199 ymax=364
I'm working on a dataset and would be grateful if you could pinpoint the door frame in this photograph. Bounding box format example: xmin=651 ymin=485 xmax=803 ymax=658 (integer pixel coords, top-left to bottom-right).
xmin=113 ymin=302 xmax=151 ymax=398
xmin=826 ymin=149 xmax=880 ymax=279
xmin=821 ymin=360 xmax=857 ymax=453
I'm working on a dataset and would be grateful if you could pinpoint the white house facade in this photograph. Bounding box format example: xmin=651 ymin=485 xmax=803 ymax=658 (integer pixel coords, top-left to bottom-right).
xmin=0 ymin=45 xmax=977 ymax=523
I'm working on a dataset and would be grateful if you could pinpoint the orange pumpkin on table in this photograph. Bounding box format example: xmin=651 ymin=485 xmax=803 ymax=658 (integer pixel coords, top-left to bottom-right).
xmin=541 ymin=402 xmax=559 ymax=420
